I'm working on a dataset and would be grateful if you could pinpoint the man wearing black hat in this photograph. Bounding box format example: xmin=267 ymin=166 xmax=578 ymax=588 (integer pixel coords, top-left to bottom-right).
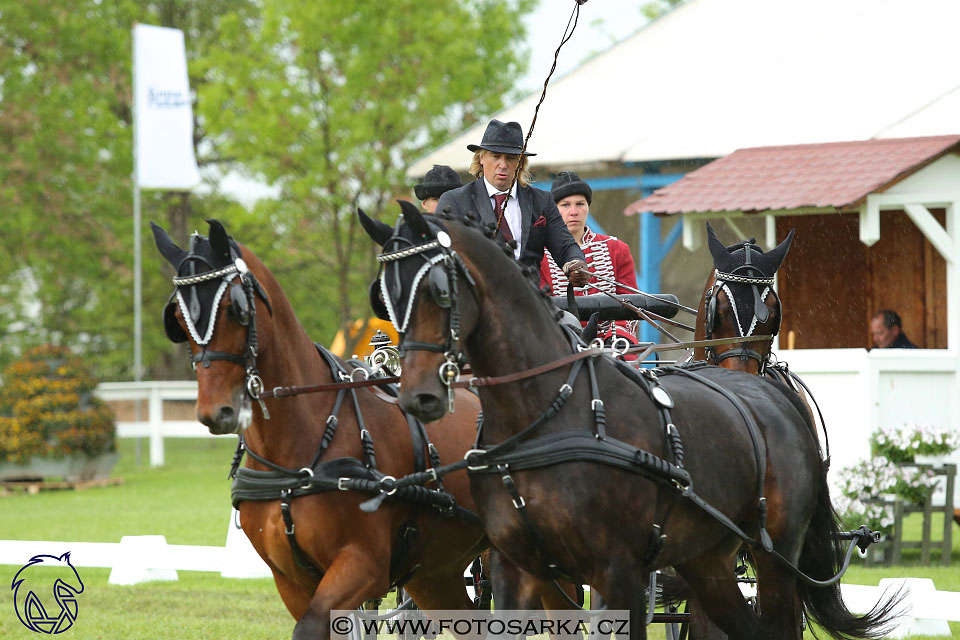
xmin=414 ymin=165 xmax=462 ymax=214
xmin=435 ymin=119 xmax=588 ymax=285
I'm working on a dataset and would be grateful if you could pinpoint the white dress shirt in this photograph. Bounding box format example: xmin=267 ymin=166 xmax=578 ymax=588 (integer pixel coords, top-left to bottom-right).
xmin=483 ymin=178 xmax=522 ymax=259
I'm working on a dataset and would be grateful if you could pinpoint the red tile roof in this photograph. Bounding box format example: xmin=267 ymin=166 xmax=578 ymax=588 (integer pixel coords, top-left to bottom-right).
xmin=625 ymin=135 xmax=960 ymax=216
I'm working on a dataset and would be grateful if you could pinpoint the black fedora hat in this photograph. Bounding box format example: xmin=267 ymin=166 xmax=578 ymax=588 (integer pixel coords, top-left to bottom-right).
xmin=414 ymin=165 xmax=462 ymax=200
xmin=467 ymin=119 xmax=536 ymax=156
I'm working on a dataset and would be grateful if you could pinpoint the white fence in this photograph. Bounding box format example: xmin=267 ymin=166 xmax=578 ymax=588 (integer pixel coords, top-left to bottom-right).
xmin=96 ymin=380 xmax=211 ymax=466
xmin=0 ymin=510 xmax=271 ymax=585
xmin=773 ymin=347 xmax=960 ymax=503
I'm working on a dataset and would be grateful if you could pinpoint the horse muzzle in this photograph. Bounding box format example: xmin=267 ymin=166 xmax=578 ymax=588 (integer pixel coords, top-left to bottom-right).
xmin=197 ymin=389 xmax=250 ymax=435
xmin=399 ymin=391 xmax=447 ymax=422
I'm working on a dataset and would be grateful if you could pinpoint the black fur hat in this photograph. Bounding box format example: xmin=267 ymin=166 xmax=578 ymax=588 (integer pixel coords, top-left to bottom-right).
xmin=414 ymin=165 xmax=462 ymax=200
xmin=551 ymin=171 xmax=592 ymax=205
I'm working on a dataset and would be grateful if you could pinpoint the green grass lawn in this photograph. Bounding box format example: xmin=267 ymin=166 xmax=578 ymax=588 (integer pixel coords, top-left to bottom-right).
xmin=2 ymin=438 xmax=958 ymax=638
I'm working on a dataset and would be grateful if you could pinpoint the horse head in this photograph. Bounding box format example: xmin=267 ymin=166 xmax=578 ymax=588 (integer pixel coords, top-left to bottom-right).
xmin=359 ymin=201 xmax=492 ymax=421
xmin=695 ymin=222 xmax=795 ymax=375
xmin=151 ymin=219 xmax=274 ymax=434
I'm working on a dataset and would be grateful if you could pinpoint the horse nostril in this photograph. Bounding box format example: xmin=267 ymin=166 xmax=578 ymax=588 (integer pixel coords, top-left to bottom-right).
xmin=216 ymin=405 xmax=235 ymax=427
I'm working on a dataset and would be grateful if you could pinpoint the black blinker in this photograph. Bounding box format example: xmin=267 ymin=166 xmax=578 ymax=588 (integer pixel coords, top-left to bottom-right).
xmin=428 ymin=264 xmax=451 ymax=308
xmin=163 ymin=302 xmax=188 ymax=343
xmin=230 ymin=282 xmax=250 ymax=326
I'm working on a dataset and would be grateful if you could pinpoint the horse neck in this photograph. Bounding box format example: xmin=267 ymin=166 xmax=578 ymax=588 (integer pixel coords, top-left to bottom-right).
xmin=455 ymin=236 xmax=577 ymax=439
xmin=241 ymin=262 xmax=338 ymax=466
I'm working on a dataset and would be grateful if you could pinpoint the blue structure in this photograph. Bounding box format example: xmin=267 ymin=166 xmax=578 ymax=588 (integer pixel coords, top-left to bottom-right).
xmin=533 ymin=173 xmax=684 ymax=342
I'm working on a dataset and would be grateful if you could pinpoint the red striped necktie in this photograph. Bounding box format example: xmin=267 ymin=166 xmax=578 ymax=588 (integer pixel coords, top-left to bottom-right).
xmin=493 ymin=193 xmax=514 ymax=243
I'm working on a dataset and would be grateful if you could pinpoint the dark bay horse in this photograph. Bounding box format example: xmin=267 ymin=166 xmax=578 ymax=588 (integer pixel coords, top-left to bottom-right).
xmin=360 ymin=202 xmax=896 ymax=639
xmin=693 ymin=222 xmax=794 ymax=376
xmin=151 ymin=220 xmax=489 ymax=639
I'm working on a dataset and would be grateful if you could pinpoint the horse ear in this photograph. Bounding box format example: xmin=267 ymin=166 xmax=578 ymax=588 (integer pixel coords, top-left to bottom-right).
xmin=206 ymin=219 xmax=232 ymax=261
xmin=357 ymin=208 xmax=393 ymax=247
xmin=399 ymin=200 xmax=433 ymax=239
xmin=706 ymin=222 xmax=728 ymax=267
xmin=150 ymin=222 xmax=187 ymax=266
xmin=766 ymin=228 xmax=796 ymax=273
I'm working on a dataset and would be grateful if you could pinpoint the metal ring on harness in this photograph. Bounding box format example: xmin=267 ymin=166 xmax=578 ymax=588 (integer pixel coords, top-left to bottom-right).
xmin=379 ymin=475 xmax=399 ymax=496
xmin=350 ymin=367 xmax=369 ymax=382
xmin=246 ymin=373 xmax=264 ymax=399
xmin=610 ymin=336 xmax=629 ymax=356
xmin=438 ymin=360 xmax=460 ymax=386
xmin=299 ymin=467 xmax=315 ymax=490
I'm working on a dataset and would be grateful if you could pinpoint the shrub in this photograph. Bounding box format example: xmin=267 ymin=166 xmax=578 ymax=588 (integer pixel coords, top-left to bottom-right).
xmin=0 ymin=345 xmax=115 ymax=464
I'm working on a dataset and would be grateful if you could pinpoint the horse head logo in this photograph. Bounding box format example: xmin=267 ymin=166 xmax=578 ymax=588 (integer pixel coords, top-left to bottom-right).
xmin=11 ymin=552 xmax=84 ymax=634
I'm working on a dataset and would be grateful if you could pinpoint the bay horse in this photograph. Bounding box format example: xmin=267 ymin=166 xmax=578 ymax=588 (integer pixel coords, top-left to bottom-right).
xmin=359 ymin=202 xmax=897 ymax=640
xmin=151 ymin=220 xmax=491 ymax=639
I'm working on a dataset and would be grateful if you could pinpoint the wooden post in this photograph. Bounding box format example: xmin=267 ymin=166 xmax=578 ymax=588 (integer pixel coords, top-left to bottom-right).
xmin=892 ymin=499 xmax=903 ymax=565
xmin=921 ymin=490 xmax=932 ymax=565
xmin=943 ymin=464 xmax=955 ymax=566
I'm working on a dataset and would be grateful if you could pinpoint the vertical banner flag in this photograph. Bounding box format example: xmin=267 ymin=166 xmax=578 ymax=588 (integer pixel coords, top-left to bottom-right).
xmin=133 ymin=24 xmax=200 ymax=189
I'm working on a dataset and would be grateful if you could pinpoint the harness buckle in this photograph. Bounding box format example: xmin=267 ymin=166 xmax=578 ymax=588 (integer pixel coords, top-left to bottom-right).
xmin=558 ymin=383 xmax=573 ymax=399
xmin=337 ymin=477 xmax=350 ymax=491
xmin=464 ymin=449 xmax=488 ymax=471
xmin=512 ymin=496 xmax=526 ymax=510
xmin=299 ymin=467 xmax=315 ymax=490
xmin=591 ymin=398 xmax=604 ymax=411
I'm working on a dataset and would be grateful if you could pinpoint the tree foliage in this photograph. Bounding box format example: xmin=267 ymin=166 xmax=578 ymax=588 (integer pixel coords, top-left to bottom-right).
xmin=196 ymin=0 xmax=535 ymax=354
xmin=0 ymin=0 xmax=534 ymax=378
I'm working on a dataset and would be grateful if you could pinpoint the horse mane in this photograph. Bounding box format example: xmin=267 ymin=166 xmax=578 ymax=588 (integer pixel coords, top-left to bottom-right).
xmin=433 ymin=211 xmax=568 ymax=328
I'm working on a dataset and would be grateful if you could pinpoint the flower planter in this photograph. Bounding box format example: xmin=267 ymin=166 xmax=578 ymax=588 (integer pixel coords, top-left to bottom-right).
xmin=0 ymin=452 xmax=118 ymax=483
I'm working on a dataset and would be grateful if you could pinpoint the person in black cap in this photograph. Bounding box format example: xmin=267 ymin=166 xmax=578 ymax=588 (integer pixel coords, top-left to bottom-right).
xmin=414 ymin=165 xmax=462 ymax=213
xmin=541 ymin=171 xmax=640 ymax=351
xmin=435 ymin=119 xmax=588 ymax=285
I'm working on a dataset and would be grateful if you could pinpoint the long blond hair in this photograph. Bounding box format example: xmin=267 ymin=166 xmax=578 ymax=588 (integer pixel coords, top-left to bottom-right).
xmin=469 ymin=150 xmax=532 ymax=188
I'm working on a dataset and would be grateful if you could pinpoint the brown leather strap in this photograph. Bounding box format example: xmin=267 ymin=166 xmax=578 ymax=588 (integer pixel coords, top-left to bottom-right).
xmin=452 ymin=349 xmax=597 ymax=389
xmin=262 ymin=376 xmax=401 ymax=399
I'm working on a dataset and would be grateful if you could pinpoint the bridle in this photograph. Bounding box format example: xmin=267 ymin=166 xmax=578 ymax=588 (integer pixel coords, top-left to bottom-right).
xmin=375 ymin=224 xmax=477 ymax=412
xmin=703 ymin=245 xmax=780 ymax=374
xmin=164 ymin=238 xmax=273 ymax=421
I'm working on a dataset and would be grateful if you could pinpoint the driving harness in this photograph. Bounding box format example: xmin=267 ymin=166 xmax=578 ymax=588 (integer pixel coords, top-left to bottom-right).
xmin=162 ymin=233 xmax=478 ymax=588
xmin=703 ymin=241 xmax=781 ymax=374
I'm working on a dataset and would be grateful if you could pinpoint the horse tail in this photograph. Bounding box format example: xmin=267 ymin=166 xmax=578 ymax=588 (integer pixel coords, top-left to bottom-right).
xmin=796 ymin=459 xmax=901 ymax=639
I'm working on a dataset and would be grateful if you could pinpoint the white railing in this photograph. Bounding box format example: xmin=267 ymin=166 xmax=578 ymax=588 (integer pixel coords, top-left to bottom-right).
xmin=770 ymin=347 xmax=960 ymax=503
xmin=96 ymin=380 xmax=209 ymax=467
xmin=0 ymin=510 xmax=271 ymax=585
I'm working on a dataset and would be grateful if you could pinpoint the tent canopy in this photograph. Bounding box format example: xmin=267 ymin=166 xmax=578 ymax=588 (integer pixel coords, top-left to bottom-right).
xmin=409 ymin=0 xmax=960 ymax=176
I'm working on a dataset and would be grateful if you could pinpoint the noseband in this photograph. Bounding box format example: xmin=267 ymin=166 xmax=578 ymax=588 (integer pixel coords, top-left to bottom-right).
xmin=376 ymin=227 xmax=477 ymax=411
xmin=166 ymin=245 xmax=273 ymax=420
xmin=703 ymin=245 xmax=780 ymax=374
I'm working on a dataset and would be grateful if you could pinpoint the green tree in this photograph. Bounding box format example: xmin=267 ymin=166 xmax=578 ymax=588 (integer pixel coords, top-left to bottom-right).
xmin=0 ymin=1 xmax=255 ymax=380
xmin=196 ymin=0 xmax=535 ymax=354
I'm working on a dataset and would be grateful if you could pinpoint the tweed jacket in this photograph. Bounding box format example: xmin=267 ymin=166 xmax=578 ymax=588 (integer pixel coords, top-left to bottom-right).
xmin=436 ymin=180 xmax=585 ymax=270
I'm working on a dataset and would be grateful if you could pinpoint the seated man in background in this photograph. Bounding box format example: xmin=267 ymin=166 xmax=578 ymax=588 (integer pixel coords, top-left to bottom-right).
xmin=540 ymin=171 xmax=640 ymax=351
xmin=870 ymin=309 xmax=918 ymax=349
